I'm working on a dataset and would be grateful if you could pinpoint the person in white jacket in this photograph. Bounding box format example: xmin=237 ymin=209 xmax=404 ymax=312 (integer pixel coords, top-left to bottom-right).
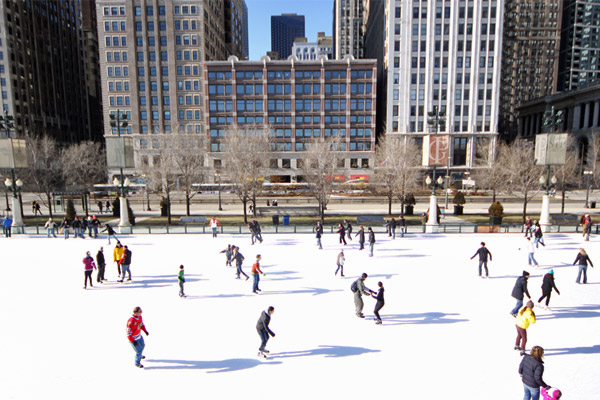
xmin=520 ymin=237 xmax=539 ymax=267
xmin=209 ymin=217 xmax=220 ymax=238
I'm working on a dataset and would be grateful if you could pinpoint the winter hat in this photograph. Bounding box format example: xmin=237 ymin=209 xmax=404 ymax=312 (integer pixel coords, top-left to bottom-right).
xmin=526 ymin=300 xmax=534 ymax=309
xmin=523 ymin=270 xmax=530 ymax=277
xmin=548 ymin=270 xmax=554 ymax=275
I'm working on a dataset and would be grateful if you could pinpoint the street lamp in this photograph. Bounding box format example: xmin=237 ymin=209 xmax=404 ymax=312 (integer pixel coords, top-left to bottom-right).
xmin=584 ymin=170 xmax=593 ymax=208
xmin=425 ymin=107 xmax=446 ymax=231
xmin=215 ymin=172 xmax=223 ymax=211
xmin=425 ymin=175 xmax=445 ymax=194
xmin=0 ymin=112 xmax=27 ymax=233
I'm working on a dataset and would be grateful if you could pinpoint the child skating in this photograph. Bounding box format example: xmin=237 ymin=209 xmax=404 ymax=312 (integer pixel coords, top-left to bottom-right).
xmin=178 ymin=265 xmax=186 ymax=298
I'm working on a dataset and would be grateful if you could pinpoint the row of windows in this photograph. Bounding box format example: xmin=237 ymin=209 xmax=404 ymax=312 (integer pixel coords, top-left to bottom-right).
xmin=109 ymin=96 xmax=130 ymax=106
xmin=106 ymin=51 xmax=128 ymax=62
xmin=135 ymin=21 xmax=167 ymax=32
xmin=139 ymin=81 xmax=170 ymax=91
xmin=140 ymin=96 xmax=170 ymax=106
xmin=176 ymin=50 xmax=199 ymax=61
xmin=175 ymin=35 xmax=199 ymax=46
xmin=137 ymin=67 xmax=169 ymax=77
xmin=105 ymin=21 xmax=126 ymax=32
xmin=174 ymin=20 xmax=199 ymax=30
xmin=136 ymin=36 xmax=168 ymax=47
xmin=103 ymin=7 xmax=126 ymax=16
xmin=176 ymin=65 xmax=200 ymax=76
xmin=137 ymin=51 xmax=169 ymax=61
xmin=209 ymin=114 xmax=371 ymax=127
xmin=140 ymin=111 xmax=171 ymax=121
xmin=133 ymin=5 xmax=197 ymax=15
xmin=107 ymin=66 xmax=129 ymax=77
xmin=108 ymin=81 xmax=130 ymax=92
xmin=105 ymin=36 xmax=127 ymax=47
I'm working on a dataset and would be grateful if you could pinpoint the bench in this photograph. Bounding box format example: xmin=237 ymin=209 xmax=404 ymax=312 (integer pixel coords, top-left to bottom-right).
xmin=551 ymin=215 xmax=579 ymax=224
xmin=179 ymin=216 xmax=207 ymax=224
xmin=356 ymin=215 xmax=385 ymax=225
xmin=255 ymin=206 xmax=320 ymax=216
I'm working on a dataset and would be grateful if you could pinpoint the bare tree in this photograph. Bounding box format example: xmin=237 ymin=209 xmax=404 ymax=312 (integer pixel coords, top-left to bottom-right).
xmin=472 ymin=138 xmax=504 ymax=202
xmin=497 ymin=139 xmax=543 ymax=223
xmin=373 ymin=135 xmax=421 ymax=215
xmin=554 ymin=147 xmax=579 ymax=214
xmin=140 ymin=137 xmax=177 ymax=224
xmin=301 ymin=136 xmax=342 ymax=223
xmin=23 ymin=135 xmax=64 ymax=218
xmin=61 ymin=141 xmax=107 ymax=216
xmin=167 ymin=135 xmax=206 ymax=216
xmin=222 ymin=126 xmax=270 ymax=223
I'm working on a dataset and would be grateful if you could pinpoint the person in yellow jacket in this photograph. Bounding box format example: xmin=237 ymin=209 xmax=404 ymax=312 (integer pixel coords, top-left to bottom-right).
xmin=515 ymin=300 xmax=536 ymax=355
xmin=113 ymin=241 xmax=124 ymax=278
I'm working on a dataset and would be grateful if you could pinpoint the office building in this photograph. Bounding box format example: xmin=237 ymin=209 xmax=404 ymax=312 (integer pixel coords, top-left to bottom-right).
xmin=82 ymin=0 xmax=105 ymax=142
xmin=0 ymin=0 xmax=91 ymax=142
xmin=271 ymin=14 xmax=305 ymax=60
xmin=333 ymin=0 xmax=368 ymax=59
xmin=241 ymin=0 xmax=249 ymax=59
xmin=292 ymin=33 xmax=334 ymax=61
xmin=204 ymin=56 xmax=377 ymax=182
xmin=365 ymin=0 xmax=502 ymax=178
xmin=225 ymin=0 xmax=247 ymax=60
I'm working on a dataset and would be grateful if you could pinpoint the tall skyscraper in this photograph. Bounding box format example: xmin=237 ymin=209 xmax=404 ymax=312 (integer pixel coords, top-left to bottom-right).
xmin=499 ymin=0 xmax=563 ymax=140
xmin=333 ymin=0 xmax=368 ymax=59
xmin=558 ymin=0 xmax=600 ymax=91
xmin=0 ymin=0 xmax=91 ymax=142
xmin=365 ymin=0 xmax=502 ymax=175
xmin=241 ymin=0 xmax=249 ymax=59
xmin=225 ymin=0 xmax=247 ymax=60
xmin=82 ymin=0 xmax=105 ymax=142
xmin=271 ymin=14 xmax=305 ymax=60
xmin=96 ymin=0 xmax=247 ymax=175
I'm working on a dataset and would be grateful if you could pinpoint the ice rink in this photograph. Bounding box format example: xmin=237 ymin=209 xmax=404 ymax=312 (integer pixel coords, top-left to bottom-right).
xmin=1 ymin=230 xmax=599 ymax=399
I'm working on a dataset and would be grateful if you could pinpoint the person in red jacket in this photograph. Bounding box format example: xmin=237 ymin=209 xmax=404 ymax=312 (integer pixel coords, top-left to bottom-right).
xmin=251 ymin=254 xmax=265 ymax=294
xmin=126 ymin=306 xmax=149 ymax=368
xmin=83 ymin=251 xmax=96 ymax=289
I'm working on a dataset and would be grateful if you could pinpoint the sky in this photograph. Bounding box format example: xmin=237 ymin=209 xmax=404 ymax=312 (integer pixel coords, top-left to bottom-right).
xmin=245 ymin=0 xmax=334 ymax=60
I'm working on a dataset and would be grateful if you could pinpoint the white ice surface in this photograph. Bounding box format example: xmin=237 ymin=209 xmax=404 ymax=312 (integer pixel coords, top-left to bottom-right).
xmin=1 ymin=232 xmax=599 ymax=399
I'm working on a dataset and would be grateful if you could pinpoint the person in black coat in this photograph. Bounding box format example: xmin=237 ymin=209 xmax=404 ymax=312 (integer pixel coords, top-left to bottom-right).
xmin=315 ymin=222 xmax=323 ymax=249
xmin=355 ymin=225 xmax=365 ymax=250
xmin=538 ymin=270 xmax=560 ymax=309
xmin=368 ymin=227 xmax=375 ymax=257
xmin=574 ymin=248 xmax=594 ymax=284
xmin=389 ymin=218 xmax=397 ymax=239
xmin=470 ymin=241 xmax=492 ymax=278
xmin=510 ymin=271 xmax=531 ymax=317
xmin=96 ymin=247 xmax=106 ymax=283
xmin=399 ymin=215 xmax=406 ymax=238
xmin=533 ymin=221 xmax=545 ymax=247
xmin=256 ymin=306 xmax=275 ymax=356
xmin=371 ymin=281 xmax=385 ymax=324
xmin=344 ymin=219 xmax=353 ymax=241
xmin=519 ymin=346 xmax=551 ymax=399
xmin=337 ymin=223 xmax=347 ymax=245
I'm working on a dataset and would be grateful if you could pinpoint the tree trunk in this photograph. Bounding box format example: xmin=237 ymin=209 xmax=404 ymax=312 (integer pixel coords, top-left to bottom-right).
xmin=388 ymin=194 xmax=392 ymax=216
xmin=185 ymin=190 xmax=191 ymax=216
xmin=522 ymin=195 xmax=528 ymax=224
xmin=167 ymin=192 xmax=172 ymax=225
xmin=252 ymin=193 xmax=257 ymax=217
xmin=320 ymin=201 xmax=325 ymax=224
xmin=492 ymin=188 xmax=496 ymax=203
xmin=46 ymin=192 xmax=53 ymax=219
xmin=83 ymin=194 xmax=89 ymax=217
xmin=242 ymin=197 xmax=248 ymax=224
xmin=561 ymin=185 xmax=566 ymax=214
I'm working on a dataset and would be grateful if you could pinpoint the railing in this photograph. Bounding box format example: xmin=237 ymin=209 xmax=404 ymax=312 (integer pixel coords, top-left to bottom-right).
xmin=15 ymin=224 xmax=598 ymax=235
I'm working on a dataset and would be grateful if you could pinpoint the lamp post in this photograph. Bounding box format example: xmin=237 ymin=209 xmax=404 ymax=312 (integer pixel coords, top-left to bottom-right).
xmin=107 ymin=110 xmax=132 ymax=233
xmin=584 ymin=170 xmax=593 ymax=208
xmin=215 ymin=172 xmax=223 ymax=211
xmin=538 ymin=170 xmax=557 ymax=230
xmin=4 ymin=172 xmax=24 ymax=231
xmin=113 ymin=175 xmax=131 ymax=228
xmin=0 ymin=112 xmax=27 ymax=233
xmin=426 ymin=107 xmax=446 ymax=233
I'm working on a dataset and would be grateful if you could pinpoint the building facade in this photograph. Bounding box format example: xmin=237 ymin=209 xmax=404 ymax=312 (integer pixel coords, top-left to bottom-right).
xmin=0 ymin=0 xmax=91 ymax=142
xmin=365 ymin=0 xmax=502 ymax=179
xmin=82 ymin=0 xmax=105 ymax=142
xmin=224 ymin=0 xmax=246 ymax=60
xmin=204 ymin=56 xmax=377 ymax=182
xmin=96 ymin=0 xmax=247 ymax=175
xmin=333 ymin=0 xmax=368 ymax=59
xmin=499 ymin=0 xmax=563 ymax=140
xmin=292 ymin=33 xmax=334 ymax=61
xmin=271 ymin=14 xmax=305 ymax=60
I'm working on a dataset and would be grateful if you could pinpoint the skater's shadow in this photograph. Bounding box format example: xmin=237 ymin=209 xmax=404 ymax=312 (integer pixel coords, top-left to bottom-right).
xmin=487 ymin=275 xmax=521 ymax=280
xmin=272 ymin=240 xmax=300 ymax=246
xmin=365 ymin=273 xmax=398 ymax=280
xmin=377 ymin=254 xmax=430 ymax=259
xmin=269 ymin=345 xmax=380 ymax=360
xmin=260 ymin=270 xmax=301 ymax=281
xmin=95 ymin=275 xmax=205 ymax=290
xmin=536 ymin=304 xmax=600 ymax=320
xmin=144 ymin=358 xmax=281 ymax=372
xmin=378 ymin=312 xmax=468 ymax=326
xmin=262 ymin=287 xmax=343 ymax=296
xmin=544 ymin=345 xmax=600 ymax=356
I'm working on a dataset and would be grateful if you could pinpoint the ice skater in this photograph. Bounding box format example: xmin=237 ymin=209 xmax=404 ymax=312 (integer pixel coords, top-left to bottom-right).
xmin=372 ymin=281 xmax=385 ymax=324
xmin=253 ymin=220 xmax=263 ymax=243
xmin=580 ymin=213 xmax=592 ymax=241
xmin=83 ymin=251 xmax=96 ymax=289
xmin=368 ymin=227 xmax=375 ymax=257
xmin=44 ymin=218 xmax=57 ymax=237
xmin=399 ymin=215 xmax=406 ymax=237
xmin=389 ymin=218 xmax=397 ymax=239
xmin=515 ymin=300 xmax=536 ymax=354
xmin=510 ymin=271 xmax=531 ymax=317
xmin=541 ymin=387 xmax=562 ymax=400
xmin=520 ymin=237 xmax=539 ymax=267
xmin=96 ymin=247 xmax=106 ymax=283
xmin=91 ymin=215 xmax=100 ymax=238
xmin=470 ymin=241 xmax=492 ymax=278
xmin=209 ymin=217 xmax=220 ymax=238
xmin=220 ymin=244 xmax=234 ymax=267
xmin=72 ymin=216 xmax=84 ymax=238
xmin=251 ymin=254 xmax=265 ymax=294
xmin=256 ymin=306 xmax=275 ymax=358
xmin=524 ymin=216 xmax=533 ymax=238
xmin=355 ymin=225 xmax=365 ymax=250
xmin=117 ymin=245 xmax=132 ymax=282
xmin=344 ymin=219 xmax=353 ymax=241
xmin=351 ymin=273 xmax=376 ymax=318
xmin=59 ymin=217 xmax=70 ymax=239
xmin=574 ymin=248 xmax=594 ymax=284
xmin=335 ymin=249 xmax=345 ymax=277
xmin=315 ymin=221 xmax=323 ymax=249
xmin=178 ymin=265 xmax=186 ymax=298
xmin=337 ymin=223 xmax=347 ymax=245
xmin=533 ymin=221 xmax=545 ymax=248
xmin=113 ymin=241 xmax=124 ymax=277
xmin=101 ymin=223 xmax=117 ymax=244
xmin=537 ymin=270 xmax=560 ymax=310
xmin=126 ymin=306 xmax=149 ymax=368
xmin=233 ymin=246 xmax=249 ymax=280
xmin=519 ymin=346 xmax=553 ymax=400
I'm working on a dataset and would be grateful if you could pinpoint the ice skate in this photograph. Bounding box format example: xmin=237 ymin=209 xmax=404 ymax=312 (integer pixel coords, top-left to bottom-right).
xmin=257 ymin=351 xmax=268 ymax=359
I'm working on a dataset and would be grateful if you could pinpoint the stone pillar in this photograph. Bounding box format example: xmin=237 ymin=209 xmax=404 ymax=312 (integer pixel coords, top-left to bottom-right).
xmin=10 ymin=196 xmax=24 ymax=234
xmin=118 ymin=196 xmax=132 ymax=234
xmin=425 ymin=195 xmax=439 ymax=233
xmin=540 ymin=195 xmax=551 ymax=233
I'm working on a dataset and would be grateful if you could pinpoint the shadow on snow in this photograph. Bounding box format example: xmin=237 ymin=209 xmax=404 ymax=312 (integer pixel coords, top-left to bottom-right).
xmin=144 ymin=358 xmax=281 ymax=372
xmin=376 ymin=312 xmax=468 ymax=326
xmin=269 ymin=345 xmax=381 ymax=360
xmin=536 ymin=304 xmax=600 ymax=320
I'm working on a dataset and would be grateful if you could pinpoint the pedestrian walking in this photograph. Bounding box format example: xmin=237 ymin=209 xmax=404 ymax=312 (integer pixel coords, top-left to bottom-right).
xmin=524 ymin=216 xmax=533 ymax=238
xmin=44 ymin=218 xmax=57 ymax=238
xmin=574 ymin=248 xmax=594 ymax=284
xmin=96 ymin=247 xmax=106 ymax=283
xmin=510 ymin=271 xmax=532 ymax=317
xmin=85 ymin=216 xmax=93 ymax=238
xmin=337 ymin=223 xmax=347 ymax=245
xmin=389 ymin=218 xmax=397 ymax=239
xmin=219 ymin=244 xmax=234 ymax=266
xmin=83 ymin=251 xmax=96 ymax=289
xmin=248 ymin=222 xmax=258 ymax=245
xmin=355 ymin=225 xmax=365 ymax=250
xmin=515 ymin=300 xmax=536 ymax=355
xmin=580 ymin=213 xmax=592 ymax=241
xmin=233 ymin=246 xmax=249 ymax=280
xmin=344 ymin=219 xmax=353 ymax=241
xmin=351 ymin=273 xmax=376 ymax=318
xmin=520 ymin=237 xmax=539 ymax=267
xmin=91 ymin=215 xmax=100 ymax=238
xmin=59 ymin=217 xmax=70 ymax=239
xmin=117 ymin=245 xmax=132 ymax=282
xmin=256 ymin=306 xmax=275 ymax=358
xmin=113 ymin=241 xmax=124 ymax=277
xmin=178 ymin=265 xmax=186 ymax=298
xmin=537 ymin=270 xmax=560 ymax=310
xmin=518 ymin=346 xmax=553 ymax=400
xmin=105 ymin=200 xmax=111 ymax=213
xmin=335 ymin=249 xmax=345 ymax=277
xmin=101 ymin=223 xmax=117 ymax=244
xmin=34 ymin=201 xmax=42 ymax=216
xmin=97 ymin=201 xmax=103 ymax=214
xmin=2 ymin=216 xmax=12 ymax=237
xmin=209 ymin=217 xmax=220 ymax=238
xmin=315 ymin=221 xmax=323 ymax=249
xmin=399 ymin=215 xmax=406 ymax=237
xmin=533 ymin=221 xmax=545 ymax=248
xmin=251 ymin=254 xmax=265 ymax=294
xmin=470 ymin=241 xmax=492 ymax=278
xmin=126 ymin=306 xmax=149 ymax=368
xmin=372 ymin=281 xmax=385 ymax=324
xmin=253 ymin=220 xmax=263 ymax=243
xmin=368 ymin=227 xmax=375 ymax=257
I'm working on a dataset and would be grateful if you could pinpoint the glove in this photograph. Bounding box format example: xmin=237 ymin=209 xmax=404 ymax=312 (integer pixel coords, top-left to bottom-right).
xmin=262 ymin=273 xmax=266 ymax=277
xmin=145 ymin=331 xmax=149 ymax=336
xmin=271 ymin=333 xmax=276 ymax=337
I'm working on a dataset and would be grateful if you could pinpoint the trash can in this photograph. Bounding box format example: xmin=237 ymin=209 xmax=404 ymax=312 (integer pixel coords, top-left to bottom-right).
xmin=272 ymin=215 xmax=279 ymax=225
xmin=282 ymin=215 xmax=290 ymax=226
xmin=591 ymin=201 xmax=596 ymax=209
